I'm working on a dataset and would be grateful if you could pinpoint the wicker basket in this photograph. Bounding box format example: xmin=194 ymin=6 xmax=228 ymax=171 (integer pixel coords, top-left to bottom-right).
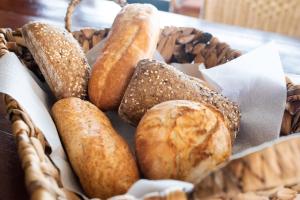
xmin=1 ymin=0 xmax=300 ymax=199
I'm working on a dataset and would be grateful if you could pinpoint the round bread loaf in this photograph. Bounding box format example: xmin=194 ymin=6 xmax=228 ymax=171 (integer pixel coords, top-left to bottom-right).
xmin=135 ymin=100 xmax=231 ymax=184
xmin=52 ymin=97 xmax=139 ymax=198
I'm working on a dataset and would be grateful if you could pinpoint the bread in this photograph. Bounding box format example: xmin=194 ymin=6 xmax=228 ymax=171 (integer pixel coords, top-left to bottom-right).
xmin=119 ymin=59 xmax=240 ymax=139
xmin=52 ymin=98 xmax=139 ymax=199
xmin=22 ymin=22 xmax=90 ymax=99
xmin=135 ymin=100 xmax=232 ymax=184
xmin=88 ymin=4 xmax=160 ymax=110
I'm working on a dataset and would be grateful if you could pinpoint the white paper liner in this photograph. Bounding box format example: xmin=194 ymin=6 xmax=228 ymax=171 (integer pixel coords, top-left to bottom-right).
xmin=0 ymin=52 xmax=84 ymax=195
xmin=0 ymin=42 xmax=288 ymax=198
xmin=200 ymin=42 xmax=286 ymax=152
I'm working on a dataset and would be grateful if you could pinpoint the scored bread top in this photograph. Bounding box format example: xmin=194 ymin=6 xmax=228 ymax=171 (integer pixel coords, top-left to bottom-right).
xmin=135 ymin=100 xmax=232 ymax=183
xmin=22 ymin=22 xmax=90 ymax=99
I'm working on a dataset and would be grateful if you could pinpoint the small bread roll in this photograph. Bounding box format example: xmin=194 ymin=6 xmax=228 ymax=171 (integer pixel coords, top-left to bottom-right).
xmin=88 ymin=4 xmax=160 ymax=110
xmin=52 ymin=98 xmax=139 ymax=198
xmin=22 ymin=22 xmax=90 ymax=99
xmin=135 ymin=100 xmax=231 ymax=184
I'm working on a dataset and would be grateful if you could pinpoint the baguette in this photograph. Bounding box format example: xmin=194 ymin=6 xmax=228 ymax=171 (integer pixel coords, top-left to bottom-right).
xmin=22 ymin=22 xmax=90 ymax=99
xmin=52 ymin=98 xmax=139 ymax=198
xmin=88 ymin=4 xmax=160 ymax=110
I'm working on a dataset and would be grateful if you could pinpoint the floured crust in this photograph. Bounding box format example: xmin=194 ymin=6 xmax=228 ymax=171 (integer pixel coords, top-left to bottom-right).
xmin=52 ymin=97 xmax=139 ymax=199
xmin=22 ymin=22 xmax=90 ymax=99
xmin=88 ymin=4 xmax=160 ymax=110
xmin=135 ymin=100 xmax=231 ymax=183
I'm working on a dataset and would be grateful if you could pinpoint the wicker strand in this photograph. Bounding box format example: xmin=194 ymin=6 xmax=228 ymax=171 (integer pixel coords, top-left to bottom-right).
xmin=5 ymin=97 xmax=50 ymax=152
xmin=195 ymin=136 xmax=300 ymax=199
xmin=3 ymin=95 xmax=67 ymax=200
xmin=0 ymin=29 xmax=9 ymax=57
xmin=65 ymin=0 xmax=81 ymax=32
xmin=65 ymin=0 xmax=127 ymax=32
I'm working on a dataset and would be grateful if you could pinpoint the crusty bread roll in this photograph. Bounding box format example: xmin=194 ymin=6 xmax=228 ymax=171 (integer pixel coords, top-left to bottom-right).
xmin=22 ymin=22 xmax=90 ymax=99
xmin=119 ymin=59 xmax=240 ymax=139
xmin=135 ymin=100 xmax=231 ymax=184
xmin=88 ymin=4 xmax=160 ymax=110
xmin=52 ymin=98 xmax=139 ymax=199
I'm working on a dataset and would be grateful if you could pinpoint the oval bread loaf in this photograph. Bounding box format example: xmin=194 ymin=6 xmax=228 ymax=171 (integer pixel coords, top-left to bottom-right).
xmin=22 ymin=22 xmax=90 ymax=99
xmin=52 ymin=97 xmax=139 ymax=198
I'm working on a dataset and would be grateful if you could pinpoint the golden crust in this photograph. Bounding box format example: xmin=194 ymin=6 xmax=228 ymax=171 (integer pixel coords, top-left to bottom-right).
xmin=135 ymin=100 xmax=231 ymax=184
xmin=88 ymin=4 xmax=160 ymax=110
xmin=52 ymin=97 xmax=139 ymax=199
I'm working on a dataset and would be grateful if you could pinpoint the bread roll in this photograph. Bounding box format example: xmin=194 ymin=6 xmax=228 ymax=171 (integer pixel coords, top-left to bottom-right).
xmin=22 ymin=22 xmax=90 ymax=99
xmin=119 ymin=59 xmax=240 ymax=139
xmin=88 ymin=4 xmax=160 ymax=110
xmin=135 ymin=100 xmax=231 ymax=184
xmin=52 ymin=98 xmax=139 ymax=198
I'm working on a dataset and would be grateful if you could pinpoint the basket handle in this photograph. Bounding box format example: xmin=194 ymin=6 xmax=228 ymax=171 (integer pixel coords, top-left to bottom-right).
xmin=65 ymin=0 xmax=81 ymax=32
xmin=65 ymin=0 xmax=127 ymax=32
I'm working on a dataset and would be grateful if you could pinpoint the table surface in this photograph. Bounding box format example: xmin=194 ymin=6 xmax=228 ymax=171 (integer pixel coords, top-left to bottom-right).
xmin=0 ymin=0 xmax=300 ymax=199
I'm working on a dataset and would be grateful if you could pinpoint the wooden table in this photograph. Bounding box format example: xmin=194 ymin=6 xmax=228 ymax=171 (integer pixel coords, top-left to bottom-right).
xmin=0 ymin=0 xmax=300 ymax=199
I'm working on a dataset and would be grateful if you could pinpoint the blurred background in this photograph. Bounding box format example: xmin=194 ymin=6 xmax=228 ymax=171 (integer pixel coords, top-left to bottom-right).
xmin=0 ymin=0 xmax=299 ymax=38
xmin=137 ymin=0 xmax=300 ymax=38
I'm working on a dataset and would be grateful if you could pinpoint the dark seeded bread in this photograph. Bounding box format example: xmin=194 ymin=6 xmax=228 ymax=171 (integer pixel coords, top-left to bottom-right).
xmin=119 ymin=59 xmax=241 ymax=139
xmin=22 ymin=22 xmax=90 ymax=99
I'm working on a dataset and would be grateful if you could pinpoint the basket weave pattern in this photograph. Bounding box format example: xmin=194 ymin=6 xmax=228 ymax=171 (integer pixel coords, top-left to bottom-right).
xmin=195 ymin=137 xmax=300 ymax=199
xmin=2 ymin=94 xmax=65 ymax=199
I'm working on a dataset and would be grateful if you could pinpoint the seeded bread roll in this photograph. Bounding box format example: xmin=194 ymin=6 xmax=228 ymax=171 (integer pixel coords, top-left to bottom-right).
xmin=22 ymin=22 xmax=90 ymax=99
xmin=88 ymin=4 xmax=160 ymax=110
xmin=136 ymin=100 xmax=232 ymax=183
xmin=119 ymin=59 xmax=240 ymax=139
xmin=52 ymin=98 xmax=139 ymax=198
